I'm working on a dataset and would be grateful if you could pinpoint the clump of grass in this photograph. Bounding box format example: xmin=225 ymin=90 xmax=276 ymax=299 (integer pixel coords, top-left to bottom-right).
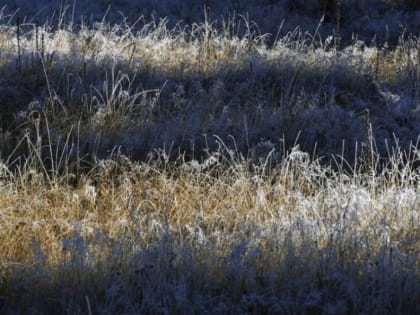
xmin=0 ymin=7 xmax=418 ymax=313
xmin=0 ymin=130 xmax=419 ymax=313
xmin=0 ymin=8 xmax=417 ymax=163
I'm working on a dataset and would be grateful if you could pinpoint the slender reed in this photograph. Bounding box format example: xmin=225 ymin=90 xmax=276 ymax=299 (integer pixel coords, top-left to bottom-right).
xmin=16 ymin=17 xmax=21 ymax=77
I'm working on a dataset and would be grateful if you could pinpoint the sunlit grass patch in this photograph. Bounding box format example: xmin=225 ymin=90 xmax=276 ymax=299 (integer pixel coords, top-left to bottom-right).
xmin=0 ymin=6 xmax=418 ymax=313
xmin=0 ymin=141 xmax=418 ymax=313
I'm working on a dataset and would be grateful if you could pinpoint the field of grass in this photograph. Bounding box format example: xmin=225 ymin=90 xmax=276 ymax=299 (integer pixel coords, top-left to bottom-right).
xmin=0 ymin=1 xmax=419 ymax=314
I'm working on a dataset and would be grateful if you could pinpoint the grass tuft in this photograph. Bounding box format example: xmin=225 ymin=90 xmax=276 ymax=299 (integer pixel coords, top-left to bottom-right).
xmin=0 ymin=5 xmax=418 ymax=314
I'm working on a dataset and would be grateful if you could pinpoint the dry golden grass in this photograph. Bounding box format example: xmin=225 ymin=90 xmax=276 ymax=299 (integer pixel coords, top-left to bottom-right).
xmin=0 ymin=148 xmax=417 ymax=267
xmin=0 ymin=11 xmax=418 ymax=313
xmin=0 ymin=144 xmax=418 ymax=314
xmin=364 ymin=43 xmax=419 ymax=84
